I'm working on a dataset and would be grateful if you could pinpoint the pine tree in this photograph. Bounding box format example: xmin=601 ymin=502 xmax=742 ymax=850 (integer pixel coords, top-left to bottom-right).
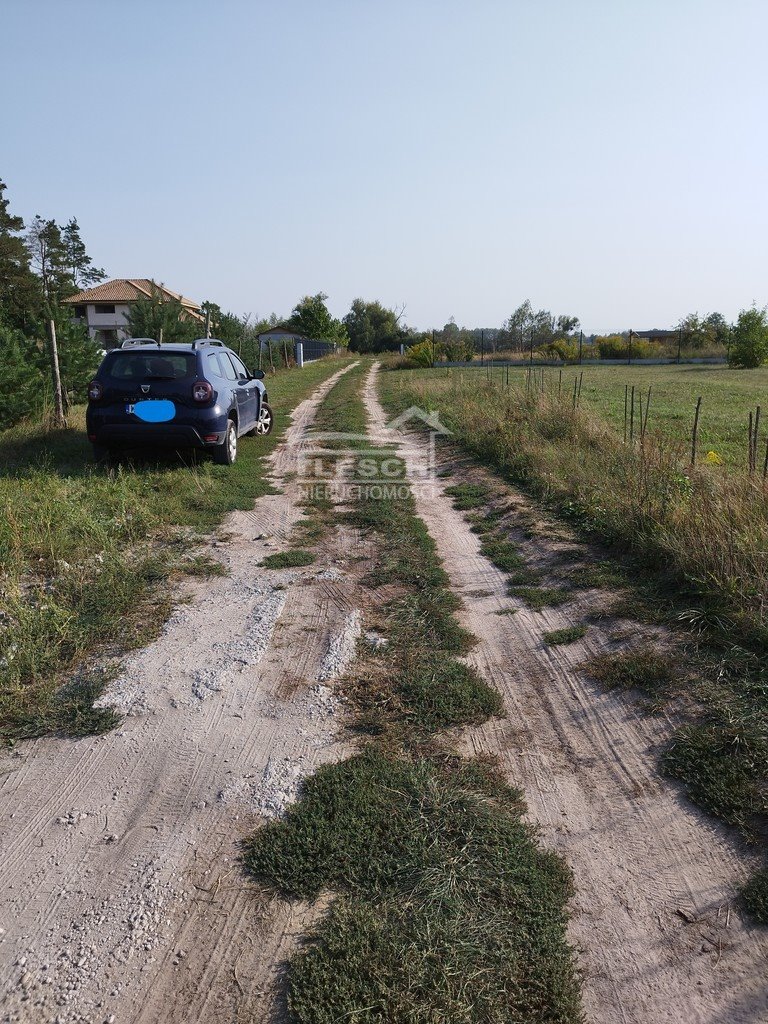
xmin=0 ymin=178 xmax=41 ymax=330
xmin=25 ymin=215 xmax=71 ymax=308
xmin=62 ymin=218 xmax=106 ymax=289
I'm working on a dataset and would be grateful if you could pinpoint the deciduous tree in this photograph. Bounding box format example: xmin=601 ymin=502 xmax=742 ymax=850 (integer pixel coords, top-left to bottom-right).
xmin=728 ymin=307 xmax=768 ymax=368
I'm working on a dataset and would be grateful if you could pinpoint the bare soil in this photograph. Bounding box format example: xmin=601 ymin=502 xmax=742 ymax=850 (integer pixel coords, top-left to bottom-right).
xmin=364 ymin=362 xmax=768 ymax=1024
xmin=0 ymin=364 xmax=365 ymax=1024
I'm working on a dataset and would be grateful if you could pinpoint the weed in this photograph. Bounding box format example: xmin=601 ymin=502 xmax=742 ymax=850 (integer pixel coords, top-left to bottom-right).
xmin=443 ymin=482 xmax=490 ymax=509
xmin=662 ymin=716 xmax=768 ymax=833
xmin=741 ymin=868 xmax=768 ymax=923
xmin=479 ymin=538 xmax=525 ymax=572
xmin=509 ymin=586 xmax=571 ymax=611
xmin=543 ymin=625 xmax=588 ymax=646
xmin=178 ymin=555 xmax=228 ymax=577
xmin=585 ymin=648 xmax=675 ymax=695
xmin=262 ymin=550 xmax=316 ymax=569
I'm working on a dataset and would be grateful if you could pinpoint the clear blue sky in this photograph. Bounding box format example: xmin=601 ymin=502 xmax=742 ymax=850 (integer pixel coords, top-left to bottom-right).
xmin=3 ymin=0 xmax=767 ymax=333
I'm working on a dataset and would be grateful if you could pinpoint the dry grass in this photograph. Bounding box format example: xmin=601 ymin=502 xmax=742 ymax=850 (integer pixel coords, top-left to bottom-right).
xmin=382 ymin=371 xmax=768 ymax=647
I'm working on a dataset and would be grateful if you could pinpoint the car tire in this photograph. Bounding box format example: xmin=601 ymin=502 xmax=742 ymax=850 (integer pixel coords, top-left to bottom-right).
xmin=250 ymin=401 xmax=273 ymax=436
xmin=213 ymin=418 xmax=238 ymax=465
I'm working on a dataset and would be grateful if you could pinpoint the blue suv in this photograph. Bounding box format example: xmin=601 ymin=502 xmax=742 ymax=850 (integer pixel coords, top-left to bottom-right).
xmin=86 ymin=339 xmax=273 ymax=465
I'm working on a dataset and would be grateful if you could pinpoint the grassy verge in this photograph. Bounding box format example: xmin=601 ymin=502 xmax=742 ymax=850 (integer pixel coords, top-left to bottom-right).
xmin=0 ymin=356 xmax=351 ymax=739
xmin=443 ymin=363 xmax=768 ymax=469
xmin=244 ymin=364 xmax=583 ymax=1021
xmin=379 ymin=363 xmax=768 ymax=922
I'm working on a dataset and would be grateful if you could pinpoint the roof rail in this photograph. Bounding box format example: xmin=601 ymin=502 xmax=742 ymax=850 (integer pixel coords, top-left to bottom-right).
xmin=121 ymin=338 xmax=161 ymax=348
xmin=191 ymin=338 xmax=225 ymax=349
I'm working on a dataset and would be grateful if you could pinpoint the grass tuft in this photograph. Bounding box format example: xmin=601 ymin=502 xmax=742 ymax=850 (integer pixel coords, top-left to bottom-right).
xmin=585 ymin=648 xmax=675 ymax=694
xmin=262 ymin=549 xmax=316 ymax=569
xmin=509 ymin=586 xmax=571 ymax=611
xmin=443 ymin=482 xmax=491 ymax=509
xmin=741 ymin=868 xmax=768 ymax=923
xmin=543 ymin=625 xmax=588 ymax=646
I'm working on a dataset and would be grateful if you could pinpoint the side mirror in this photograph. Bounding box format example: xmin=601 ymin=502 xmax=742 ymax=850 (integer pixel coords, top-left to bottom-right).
xmin=252 ymin=368 xmax=265 ymax=380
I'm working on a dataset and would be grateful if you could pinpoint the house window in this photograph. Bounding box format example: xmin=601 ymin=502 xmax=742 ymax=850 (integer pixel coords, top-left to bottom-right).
xmin=95 ymin=304 xmax=116 ymax=314
xmin=73 ymin=305 xmax=86 ymax=318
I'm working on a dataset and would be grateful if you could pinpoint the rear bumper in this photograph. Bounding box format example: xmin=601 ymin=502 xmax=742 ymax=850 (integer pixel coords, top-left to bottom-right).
xmin=88 ymin=423 xmax=223 ymax=449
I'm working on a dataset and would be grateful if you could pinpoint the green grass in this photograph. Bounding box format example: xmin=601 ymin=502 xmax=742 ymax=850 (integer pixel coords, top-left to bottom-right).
xmin=261 ymin=549 xmax=316 ymax=569
xmin=741 ymin=868 xmax=768 ymax=923
xmin=245 ymin=747 xmax=582 ymax=1024
xmin=479 ymin=537 xmax=526 ymax=572
xmin=0 ymin=356 xmax=351 ymax=739
xmin=438 ymin=363 xmax=768 ymax=470
xmin=509 ymin=586 xmax=571 ymax=611
xmin=585 ymin=648 xmax=675 ymax=695
xmin=443 ymin=482 xmax=491 ymax=509
xmin=662 ymin=714 xmax=768 ymax=833
xmin=543 ymin=625 xmax=588 ymax=646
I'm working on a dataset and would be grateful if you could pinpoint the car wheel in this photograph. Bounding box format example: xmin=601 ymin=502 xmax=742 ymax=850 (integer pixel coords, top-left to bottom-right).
xmin=213 ymin=419 xmax=238 ymax=465
xmin=254 ymin=402 xmax=273 ymax=436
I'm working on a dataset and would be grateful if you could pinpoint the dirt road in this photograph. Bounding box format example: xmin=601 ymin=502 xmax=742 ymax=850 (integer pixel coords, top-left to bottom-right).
xmin=363 ymin=362 xmax=768 ymax=1024
xmin=4 ymin=358 xmax=766 ymax=1024
xmin=0 ymin=364 xmax=362 ymax=1024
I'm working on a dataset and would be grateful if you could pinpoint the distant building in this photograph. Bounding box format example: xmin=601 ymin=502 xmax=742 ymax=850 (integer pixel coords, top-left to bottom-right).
xmin=62 ymin=279 xmax=205 ymax=349
xmin=256 ymin=325 xmax=309 ymax=348
xmin=634 ymin=329 xmax=678 ymax=344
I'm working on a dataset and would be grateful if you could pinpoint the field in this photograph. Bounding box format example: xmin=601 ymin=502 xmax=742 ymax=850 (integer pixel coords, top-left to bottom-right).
xmin=436 ymin=363 xmax=768 ymax=470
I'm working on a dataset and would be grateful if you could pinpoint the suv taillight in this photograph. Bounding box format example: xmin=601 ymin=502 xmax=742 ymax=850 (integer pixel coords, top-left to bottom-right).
xmin=88 ymin=380 xmax=103 ymax=401
xmin=192 ymin=381 xmax=213 ymax=403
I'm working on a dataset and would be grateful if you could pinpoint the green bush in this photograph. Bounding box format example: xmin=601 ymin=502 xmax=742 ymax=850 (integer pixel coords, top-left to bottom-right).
xmin=595 ymin=335 xmax=662 ymax=360
xmin=0 ymin=327 xmax=41 ymax=427
xmin=728 ymin=307 xmax=768 ymax=368
xmin=405 ymin=340 xmax=438 ymax=367
xmin=538 ymin=339 xmax=579 ymax=362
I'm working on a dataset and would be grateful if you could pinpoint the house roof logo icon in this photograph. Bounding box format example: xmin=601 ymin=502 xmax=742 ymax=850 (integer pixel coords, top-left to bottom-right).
xmin=386 ymin=406 xmax=452 ymax=435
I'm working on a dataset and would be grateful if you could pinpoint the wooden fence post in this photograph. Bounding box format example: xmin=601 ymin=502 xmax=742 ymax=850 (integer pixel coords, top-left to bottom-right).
xmin=47 ymin=319 xmax=67 ymax=428
xmin=629 ymin=385 xmax=635 ymax=442
xmin=691 ymin=396 xmax=702 ymax=466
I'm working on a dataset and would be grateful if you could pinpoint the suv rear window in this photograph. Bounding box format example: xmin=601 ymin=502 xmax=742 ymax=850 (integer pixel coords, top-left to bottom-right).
xmin=104 ymin=352 xmax=197 ymax=381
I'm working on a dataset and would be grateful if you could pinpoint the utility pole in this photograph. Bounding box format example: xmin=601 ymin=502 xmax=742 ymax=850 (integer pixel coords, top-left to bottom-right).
xmin=628 ymin=329 xmax=633 ymax=365
xmin=47 ymin=318 xmax=67 ymax=428
xmin=204 ymin=307 xmax=211 ymax=339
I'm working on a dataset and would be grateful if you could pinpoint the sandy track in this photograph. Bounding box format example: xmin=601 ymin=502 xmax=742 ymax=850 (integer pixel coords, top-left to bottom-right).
xmin=0 ymin=363 xmax=361 ymax=1024
xmin=364 ymin=363 xmax=768 ymax=1024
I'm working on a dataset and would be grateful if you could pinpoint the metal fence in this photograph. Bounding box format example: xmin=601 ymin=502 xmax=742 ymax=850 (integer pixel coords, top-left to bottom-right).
xmin=301 ymin=339 xmax=338 ymax=362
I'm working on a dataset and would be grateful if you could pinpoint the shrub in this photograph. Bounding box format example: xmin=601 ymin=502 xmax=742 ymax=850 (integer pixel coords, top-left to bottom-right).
xmin=728 ymin=306 xmax=768 ymax=368
xmin=0 ymin=326 xmax=43 ymax=427
xmin=539 ymin=339 xmax=579 ymax=362
xmin=405 ymin=340 xmax=438 ymax=367
xmin=595 ymin=335 xmax=662 ymax=360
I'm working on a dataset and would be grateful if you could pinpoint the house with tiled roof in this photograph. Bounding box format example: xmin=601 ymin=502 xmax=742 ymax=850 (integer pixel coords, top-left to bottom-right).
xmin=62 ymin=279 xmax=204 ymax=349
